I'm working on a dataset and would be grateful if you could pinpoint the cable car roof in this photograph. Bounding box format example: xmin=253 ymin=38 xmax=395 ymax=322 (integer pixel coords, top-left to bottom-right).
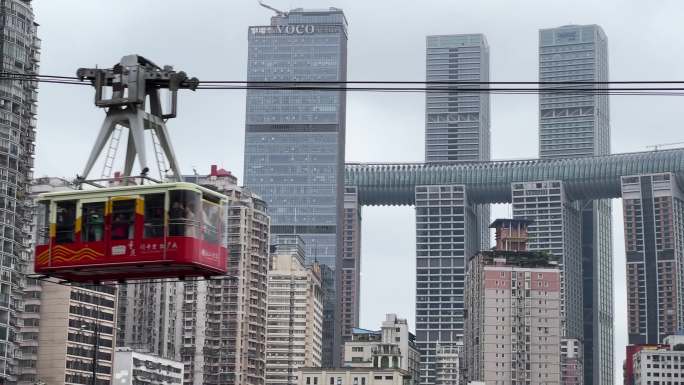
xmin=36 ymin=181 xmax=227 ymax=201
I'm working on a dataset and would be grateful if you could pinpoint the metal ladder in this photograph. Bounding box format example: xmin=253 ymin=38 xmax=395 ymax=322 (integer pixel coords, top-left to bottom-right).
xmin=100 ymin=126 xmax=123 ymax=178
xmin=150 ymin=128 xmax=168 ymax=181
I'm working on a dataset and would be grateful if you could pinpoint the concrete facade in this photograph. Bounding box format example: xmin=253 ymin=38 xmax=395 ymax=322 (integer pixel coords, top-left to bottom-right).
xmin=20 ymin=178 xmax=117 ymax=385
xmin=466 ymin=220 xmax=561 ymax=385
xmin=512 ymin=181 xmax=582 ymax=340
xmin=632 ymin=335 xmax=684 ymax=385
xmin=112 ymin=347 xmax=184 ymax=385
xmin=341 ymin=186 xmax=362 ymax=358
xmin=297 ymin=367 xmax=411 ymax=385
xmin=415 ymin=185 xmax=478 ymax=384
xmin=561 ymin=338 xmax=583 ymax=385
xmin=344 ymin=315 xmax=421 ymax=385
xmin=435 ymin=343 xmax=462 ymax=385
xmin=0 ymin=1 xmax=40 ymax=383
xmin=266 ymin=235 xmax=323 ymax=385
xmin=181 ymin=168 xmax=270 ymax=385
xmin=622 ymin=173 xmax=684 ymax=345
xmin=34 ymin=283 xmax=117 ymax=385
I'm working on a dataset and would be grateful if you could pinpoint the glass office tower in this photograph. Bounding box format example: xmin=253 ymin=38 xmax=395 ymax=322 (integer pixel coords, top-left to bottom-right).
xmin=244 ymin=8 xmax=348 ymax=366
xmin=421 ymin=34 xmax=490 ymax=384
xmin=539 ymin=24 xmax=613 ymax=385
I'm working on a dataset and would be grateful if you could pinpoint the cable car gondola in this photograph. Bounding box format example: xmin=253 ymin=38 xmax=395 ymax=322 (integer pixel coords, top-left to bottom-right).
xmin=34 ymin=182 xmax=228 ymax=283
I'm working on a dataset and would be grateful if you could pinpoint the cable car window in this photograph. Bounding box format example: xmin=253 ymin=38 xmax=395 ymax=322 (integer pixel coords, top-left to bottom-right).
xmin=168 ymin=190 xmax=200 ymax=237
xmin=144 ymin=194 xmax=165 ymax=239
xmin=111 ymin=200 xmax=135 ymax=240
xmin=55 ymin=200 xmax=76 ymax=244
xmin=36 ymin=201 xmax=49 ymax=246
xmin=202 ymin=200 xmax=220 ymax=244
xmin=82 ymin=202 xmax=105 ymax=242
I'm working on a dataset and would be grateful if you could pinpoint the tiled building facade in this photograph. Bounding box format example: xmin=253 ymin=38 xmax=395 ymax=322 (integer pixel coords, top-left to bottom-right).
xmin=622 ymin=173 xmax=684 ymax=345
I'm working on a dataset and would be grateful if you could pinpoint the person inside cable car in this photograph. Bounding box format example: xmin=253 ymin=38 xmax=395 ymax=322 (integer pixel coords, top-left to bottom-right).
xmin=169 ymin=201 xmax=185 ymax=236
xmin=184 ymin=202 xmax=197 ymax=237
xmin=111 ymin=214 xmax=127 ymax=240
xmin=84 ymin=206 xmax=104 ymax=242
xmin=55 ymin=202 xmax=76 ymax=244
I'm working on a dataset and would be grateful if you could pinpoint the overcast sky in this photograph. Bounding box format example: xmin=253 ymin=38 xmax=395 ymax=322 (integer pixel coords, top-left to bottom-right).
xmin=33 ymin=1 xmax=684 ymax=382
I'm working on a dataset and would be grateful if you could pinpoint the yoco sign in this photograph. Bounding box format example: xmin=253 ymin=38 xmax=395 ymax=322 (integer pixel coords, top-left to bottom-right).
xmin=251 ymin=25 xmax=316 ymax=35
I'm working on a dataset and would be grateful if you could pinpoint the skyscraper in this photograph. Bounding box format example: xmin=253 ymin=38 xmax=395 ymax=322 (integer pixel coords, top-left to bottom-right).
xmin=244 ymin=7 xmax=348 ymax=366
xmin=539 ymin=24 xmax=612 ymax=385
xmin=341 ymin=186 xmax=361 ymax=353
xmin=621 ymin=173 xmax=684 ymax=344
xmin=1 ymin=1 xmax=39 ymax=383
xmin=511 ymin=181 xmax=583 ymax=339
xmin=415 ymin=184 xmax=478 ymax=384
xmin=425 ymin=34 xmax=490 ymax=163
xmin=421 ymin=33 xmax=490 ymax=384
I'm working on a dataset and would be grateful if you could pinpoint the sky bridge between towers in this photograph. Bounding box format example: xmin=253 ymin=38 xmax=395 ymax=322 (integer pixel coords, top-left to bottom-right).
xmin=344 ymin=148 xmax=684 ymax=205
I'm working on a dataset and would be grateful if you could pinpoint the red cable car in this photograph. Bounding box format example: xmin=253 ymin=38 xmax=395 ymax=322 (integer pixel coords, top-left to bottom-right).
xmin=34 ymin=182 xmax=228 ymax=283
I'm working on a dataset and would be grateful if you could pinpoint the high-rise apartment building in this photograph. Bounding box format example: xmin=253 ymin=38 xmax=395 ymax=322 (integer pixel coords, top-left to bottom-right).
xmin=465 ymin=219 xmax=562 ymax=385
xmin=344 ymin=314 xmax=421 ymax=385
xmin=20 ymin=178 xmax=117 ymax=385
xmin=511 ymin=181 xmax=582 ymax=339
xmin=561 ymin=338 xmax=583 ymax=385
xmin=116 ymin=280 xmax=180 ymax=359
xmin=539 ymin=24 xmax=612 ymax=385
xmin=621 ymin=173 xmax=684 ymax=344
xmin=415 ymin=184 xmax=478 ymax=384
xmin=0 ymin=1 xmax=39 ymax=383
xmin=266 ymin=235 xmax=323 ymax=385
xmin=32 ymin=283 xmax=117 ymax=385
xmin=244 ymin=7 xmax=348 ymax=366
xmin=341 ymin=186 xmax=361 ymax=355
xmin=180 ymin=167 xmax=270 ymax=385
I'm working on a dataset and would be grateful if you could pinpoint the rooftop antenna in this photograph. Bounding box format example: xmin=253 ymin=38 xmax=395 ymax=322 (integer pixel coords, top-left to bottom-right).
xmin=258 ymin=0 xmax=288 ymax=16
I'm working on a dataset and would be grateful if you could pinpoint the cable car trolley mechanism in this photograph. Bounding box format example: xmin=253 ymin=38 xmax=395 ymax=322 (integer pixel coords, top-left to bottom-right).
xmin=33 ymin=55 xmax=229 ymax=283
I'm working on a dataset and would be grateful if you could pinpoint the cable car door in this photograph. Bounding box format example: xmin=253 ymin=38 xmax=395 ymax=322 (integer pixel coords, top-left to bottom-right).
xmin=78 ymin=198 xmax=108 ymax=266
xmin=108 ymin=196 xmax=142 ymax=261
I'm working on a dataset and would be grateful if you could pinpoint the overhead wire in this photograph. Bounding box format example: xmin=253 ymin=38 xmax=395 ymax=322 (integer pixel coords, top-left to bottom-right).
xmin=4 ymin=72 xmax=684 ymax=95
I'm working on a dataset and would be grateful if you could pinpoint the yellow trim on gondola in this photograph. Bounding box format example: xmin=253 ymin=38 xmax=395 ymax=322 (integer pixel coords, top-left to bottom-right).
xmin=75 ymin=216 xmax=82 ymax=233
xmin=111 ymin=195 xmax=137 ymax=201
xmin=136 ymin=198 xmax=144 ymax=216
xmin=105 ymin=200 xmax=112 ymax=216
xmin=49 ymin=223 xmax=56 ymax=237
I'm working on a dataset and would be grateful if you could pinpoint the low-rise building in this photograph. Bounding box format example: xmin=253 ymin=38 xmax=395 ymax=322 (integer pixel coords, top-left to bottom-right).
xmin=561 ymin=338 xmax=583 ymax=385
xmin=632 ymin=334 xmax=684 ymax=385
xmin=435 ymin=343 xmax=462 ymax=385
xmin=344 ymin=314 xmax=421 ymax=385
xmin=113 ymin=347 xmax=184 ymax=385
xmin=298 ymin=367 xmax=411 ymax=385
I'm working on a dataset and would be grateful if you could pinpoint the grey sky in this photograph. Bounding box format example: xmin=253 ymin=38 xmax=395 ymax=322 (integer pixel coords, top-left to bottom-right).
xmin=33 ymin=1 xmax=684 ymax=382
